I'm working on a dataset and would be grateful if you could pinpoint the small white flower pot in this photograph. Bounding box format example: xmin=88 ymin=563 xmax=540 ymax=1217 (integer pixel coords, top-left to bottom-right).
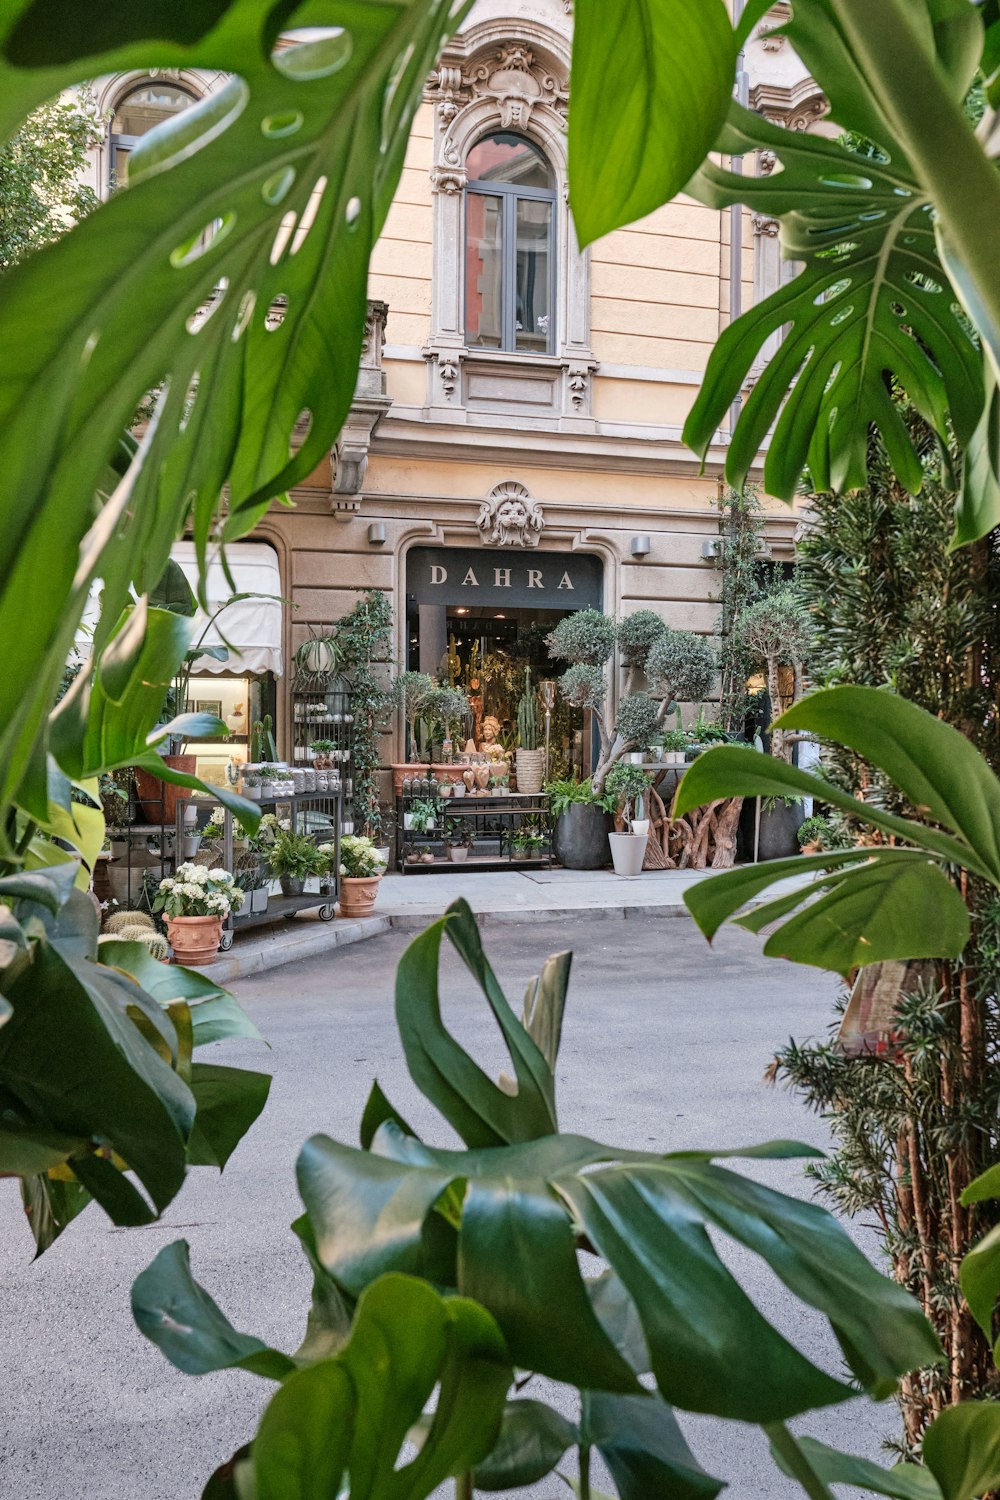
xmin=609 ymin=832 xmax=646 ymax=879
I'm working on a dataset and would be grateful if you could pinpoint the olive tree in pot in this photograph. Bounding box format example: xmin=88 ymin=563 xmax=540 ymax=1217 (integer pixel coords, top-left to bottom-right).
xmin=546 ymin=609 xmax=716 ymax=868
xmin=394 ymin=670 xmax=434 ymax=789
xmin=735 ymin=587 xmax=814 ymax=860
xmin=605 ymin=762 xmax=653 ymax=878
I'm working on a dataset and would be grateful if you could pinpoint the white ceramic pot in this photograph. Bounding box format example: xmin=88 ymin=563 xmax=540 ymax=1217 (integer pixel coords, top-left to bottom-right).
xmin=448 ymin=846 xmax=469 ymax=862
xmin=631 ymin=819 xmax=651 ymax=840
xmin=626 ymin=752 xmax=646 ymax=765
xmin=609 ymin=831 xmax=646 ymax=879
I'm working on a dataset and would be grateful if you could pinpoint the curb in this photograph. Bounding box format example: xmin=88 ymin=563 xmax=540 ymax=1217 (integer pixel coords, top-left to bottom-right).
xmin=384 ymin=903 xmax=693 ymax=932
xmin=191 ymin=915 xmax=391 ymax=983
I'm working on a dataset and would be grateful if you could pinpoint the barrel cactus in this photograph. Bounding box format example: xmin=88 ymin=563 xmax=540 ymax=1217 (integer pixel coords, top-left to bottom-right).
xmin=103 ymin=909 xmax=155 ymax=935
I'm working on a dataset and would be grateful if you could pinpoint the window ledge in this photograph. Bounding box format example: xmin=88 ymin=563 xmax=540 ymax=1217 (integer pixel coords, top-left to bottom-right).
xmin=423 ymin=342 xmax=598 ymax=424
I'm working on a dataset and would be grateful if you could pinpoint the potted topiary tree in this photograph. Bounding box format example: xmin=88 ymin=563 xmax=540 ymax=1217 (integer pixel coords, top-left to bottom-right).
xmin=546 ymin=609 xmax=717 ymax=868
xmin=605 ymin=762 xmax=653 ymax=878
xmin=392 ymin=670 xmax=434 ymax=794
xmin=735 ymin=585 xmax=814 ymax=859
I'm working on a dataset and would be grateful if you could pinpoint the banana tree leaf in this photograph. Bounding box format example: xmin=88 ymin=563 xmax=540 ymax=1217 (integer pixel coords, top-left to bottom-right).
xmin=0 ymin=0 xmax=471 ymax=831
xmin=186 ymin=1062 xmax=271 ymax=1169
xmin=133 ymin=1239 xmax=296 ymax=1380
xmin=770 ymin=1433 xmax=940 ymax=1499
xmin=683 ymin=101 xmax=982 ymax=503
xmin=473 ymin=1400 xmax=576 ymax=1492
xmin=567 ymin=0 xmax=735 ymax=247
xmin=776 ymin=686 xmax=1000 ymax=882
xmin=394 ymin=901 xmax=558 ymax=1148
xmin=582 ymin=1391 xmax=724 ymax=1500
xmin=297 ymin=1120 xmax=935 ymax=1422
xmin=922 ymin=1401 xmax=1000 ymax=1500
xmin=0 ymin=938 xmax=194 ymax=1217
xmin=246 ymin=1275 xmax=511 ymax=1500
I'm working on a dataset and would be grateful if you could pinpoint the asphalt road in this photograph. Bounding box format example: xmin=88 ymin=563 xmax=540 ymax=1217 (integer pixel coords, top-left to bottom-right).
xmin=0 ymin=915 xmax=898 ymax=1499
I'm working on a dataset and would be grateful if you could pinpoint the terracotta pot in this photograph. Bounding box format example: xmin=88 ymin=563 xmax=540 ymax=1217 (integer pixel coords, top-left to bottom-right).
xmin=134 ymin=755 xmax=197 ymax=825
xmin=167 ymin=913 xmax=223 ymax=966
xmin=391 ymin=763 xmax=430 ymax=796
xmin=339 ymin=874 xmax=382 ymax=918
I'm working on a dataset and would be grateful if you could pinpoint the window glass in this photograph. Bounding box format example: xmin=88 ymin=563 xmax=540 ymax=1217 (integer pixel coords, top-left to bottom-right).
xmin=464 ymin=131 xmax=555 ymax=353
xmin=465 ymin=193 xmax=504 ymax=348
xmin=110 ymin=82 xmax=196 ymax=187
xmin=514 ymin=197 xmax=551 ymax=352
xmin=467 ymin=132 xmax=553 ymax=191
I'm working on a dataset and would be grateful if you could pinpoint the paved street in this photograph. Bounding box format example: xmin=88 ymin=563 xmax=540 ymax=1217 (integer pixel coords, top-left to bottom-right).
xmin=0 ymin=915 xmax=896 ymax=1499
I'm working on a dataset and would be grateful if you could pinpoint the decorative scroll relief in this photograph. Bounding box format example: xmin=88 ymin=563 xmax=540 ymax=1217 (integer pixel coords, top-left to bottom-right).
xmin=477 ymin=482 xmax=544 ymax=548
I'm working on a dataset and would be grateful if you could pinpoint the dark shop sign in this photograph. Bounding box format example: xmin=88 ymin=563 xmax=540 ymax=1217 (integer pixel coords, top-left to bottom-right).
xmin=407 ymin=547 xmax=602 ymax=609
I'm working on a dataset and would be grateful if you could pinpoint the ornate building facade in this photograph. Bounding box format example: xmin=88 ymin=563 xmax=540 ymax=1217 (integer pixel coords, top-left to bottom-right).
xmin=86 ymin=1 xmax=823 ymax=767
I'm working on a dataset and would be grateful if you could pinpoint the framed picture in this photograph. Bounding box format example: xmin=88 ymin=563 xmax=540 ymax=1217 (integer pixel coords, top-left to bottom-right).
xmin=184 ymin=699 xmax=197 ymax=715
xmin=196 ymin=699 xmax=223 ymax=718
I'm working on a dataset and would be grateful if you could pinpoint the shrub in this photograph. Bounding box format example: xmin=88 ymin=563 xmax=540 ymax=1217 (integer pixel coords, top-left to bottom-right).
xmin=546 ymin=608 xmax=616 ymax=666
xmin=558 ymin=663 xmax=606 ymax=710
xmin=604 ymin=761 xmax=652 ymax=811
xmin=646 ymin=629 xmax=717 ymax=706
xmin=617 ymin=608 xmax=668 ymax=666
xmin=614 ymin=692 xmax=659 ymax=749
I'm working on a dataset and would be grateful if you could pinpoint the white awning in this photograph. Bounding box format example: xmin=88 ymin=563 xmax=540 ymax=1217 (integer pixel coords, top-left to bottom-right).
xmin=73 ymin=542 xmax=284 ymax=677
xmin=172 ymin=541 xmax=283 ymax=678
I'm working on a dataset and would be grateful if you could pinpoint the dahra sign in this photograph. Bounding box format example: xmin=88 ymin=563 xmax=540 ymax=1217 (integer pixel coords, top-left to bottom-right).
xmin=406 ymin=546 xmax=603 ymax=609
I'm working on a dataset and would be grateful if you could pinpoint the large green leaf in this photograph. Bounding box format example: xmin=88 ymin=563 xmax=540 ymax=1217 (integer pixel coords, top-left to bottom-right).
xmin=473 ymin=1400 xmax=576 ymax=1492
xmin=0 ymin=0 xmax=469 ymax=828
xmin=922 ymin=1401 xmax=1000 ymax=1500
xmin=683 ymin=102 xmax=983 ymax=502
xmin=244 ymin=1275 xmax=511 ymax=1500
xmin=567 ymin=0 xmax=736 ymax=247
xmin=770 ymin=1432 xmax=940 ymax=1500
xmin=186 ymin=1062 xmax=271 ymax=1169
xmin=582 ymin=1390 xmax=724 ymax=1500
xmin=394 ymin=901 xmax=558 ymax=1148
xmin=133 ymin=1239 xmax=296 ymax=1380
xmin=98 ymin=939 xmax=264 ymax=1044
xmin=674 ymin=685 xmax=1000 ymax=971
xmin=958 ymin=1221 xmax=1000 ymax=1349
xmin=292 ymin=910 xmax=939 ymax=1424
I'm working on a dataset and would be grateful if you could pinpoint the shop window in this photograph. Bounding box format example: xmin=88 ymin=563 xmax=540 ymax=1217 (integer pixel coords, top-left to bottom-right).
xmin=465 ymin=132 xmax=555 ymax=354
xmin=109 ymin=81 xmax=198 ymax=189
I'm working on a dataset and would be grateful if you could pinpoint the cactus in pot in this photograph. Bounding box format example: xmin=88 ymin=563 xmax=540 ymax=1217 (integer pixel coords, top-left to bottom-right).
xmin=515 ymin=668 xmax=545 ymax=794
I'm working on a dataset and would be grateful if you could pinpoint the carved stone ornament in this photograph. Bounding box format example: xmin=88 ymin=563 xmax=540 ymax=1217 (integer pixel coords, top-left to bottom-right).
xmin=477 ymin=482 xmax=544 ymax=548
xmin=752 ymin=214 xmax=780 ymax=238
xmin=429 ymin=40 xmax=568 ymax=145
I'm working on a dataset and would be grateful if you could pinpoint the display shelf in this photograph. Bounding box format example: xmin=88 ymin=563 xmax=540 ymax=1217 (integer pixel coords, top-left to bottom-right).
xmin=291 ymin=681 xmax=355 ymax=833
xmin=178 ymin=788 xmax=342 ymax=945
xmin=395 ymin=790 xmax=552 ymax=874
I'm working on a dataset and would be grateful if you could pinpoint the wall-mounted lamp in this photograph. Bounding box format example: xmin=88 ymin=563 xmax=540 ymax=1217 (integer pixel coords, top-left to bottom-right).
xmin=630 ymin=534 xmax=651 ymax=559
xmin=367 ymin=521 xmax=387 ymax=546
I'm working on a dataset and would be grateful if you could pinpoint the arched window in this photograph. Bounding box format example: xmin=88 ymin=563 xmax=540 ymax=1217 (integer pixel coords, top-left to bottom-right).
xmin=109 ymin=81 xmax=197 ymax=188
xmin=465 ymin=132 xmax=556 ymax=354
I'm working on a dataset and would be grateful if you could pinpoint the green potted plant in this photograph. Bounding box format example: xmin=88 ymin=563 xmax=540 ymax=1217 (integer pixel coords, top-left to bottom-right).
xmin=514 ymin=667 xmax=545 ymax=794
xmin=661 ymin=728 xmax=687 ymax=768
xmin=544 ymin=777 xmax=615 ymax=869
xmin=238 ymin=769 xmax=262 ymax=802
xmin=735 ymin=585 xmax=814 ymax=859
xmin=266 ymin=827 xmax=323 ymax=897
xmin=443 ymin=819 xmax=475 ymax=864
xmin=153 ymin=862 xmax=243 ymax=965
xmin=605 ymin=762 xmax=653 ymax=878
xmin=338 ymin=835 xmax=386 ymax=917
xmin=406 ymin=797 xmax=440 ymax=835
xmin=310 ymin=739 xmax=336 ymax=769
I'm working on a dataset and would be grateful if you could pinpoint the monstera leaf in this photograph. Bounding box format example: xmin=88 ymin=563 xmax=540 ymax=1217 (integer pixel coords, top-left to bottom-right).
xmin=673 ymin=685 xmax=1000 ymax=974
xmin=0 ymin=0 xmax=469 ymax=833
xmin=683 ymin=102 xmax=983 ymax=503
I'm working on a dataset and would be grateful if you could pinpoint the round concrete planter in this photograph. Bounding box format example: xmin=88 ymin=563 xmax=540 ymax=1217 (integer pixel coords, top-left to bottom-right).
xmin=515 ymin=748 xmax=545 ymax=795
xmin=554 ymin=803 xmax=610 ymax=870
xmin=339 ymin=874 xmax=382 ymax=918
xmin=756 ymin=801 xmax=806 ymax=861
xmin=609 ymin=831 xmax=646 ymax=878
xmin=167 ymin=914 xmax=223 ymax=966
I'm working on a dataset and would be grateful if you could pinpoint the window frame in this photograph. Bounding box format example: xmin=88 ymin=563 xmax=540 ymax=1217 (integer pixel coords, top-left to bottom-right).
xmin=108 ymin=80 xmax=198 ymax=189
xmin=464 ymin=134 xmax=558 ymax=355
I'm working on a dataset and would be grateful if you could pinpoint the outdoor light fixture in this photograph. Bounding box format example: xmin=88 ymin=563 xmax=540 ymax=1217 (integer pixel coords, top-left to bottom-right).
xmin=455 ymin=607 xmax=469 ymax=615
xmin=367 ymin=522 xmax=387 ymax=545
xmin=630 ymin=534 xmax=651 ymax=558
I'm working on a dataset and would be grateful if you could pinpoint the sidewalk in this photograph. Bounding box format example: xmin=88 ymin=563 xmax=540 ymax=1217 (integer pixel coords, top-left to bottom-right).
xmin=196 ymin=866 xmax=719 ymax=980
xmin=376 ymin=865 xmax=715 ymax=928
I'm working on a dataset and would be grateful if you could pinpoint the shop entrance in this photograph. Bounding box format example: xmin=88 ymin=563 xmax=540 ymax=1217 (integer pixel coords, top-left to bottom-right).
xmin=405 ymin=545 xmax=603 ymax=779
